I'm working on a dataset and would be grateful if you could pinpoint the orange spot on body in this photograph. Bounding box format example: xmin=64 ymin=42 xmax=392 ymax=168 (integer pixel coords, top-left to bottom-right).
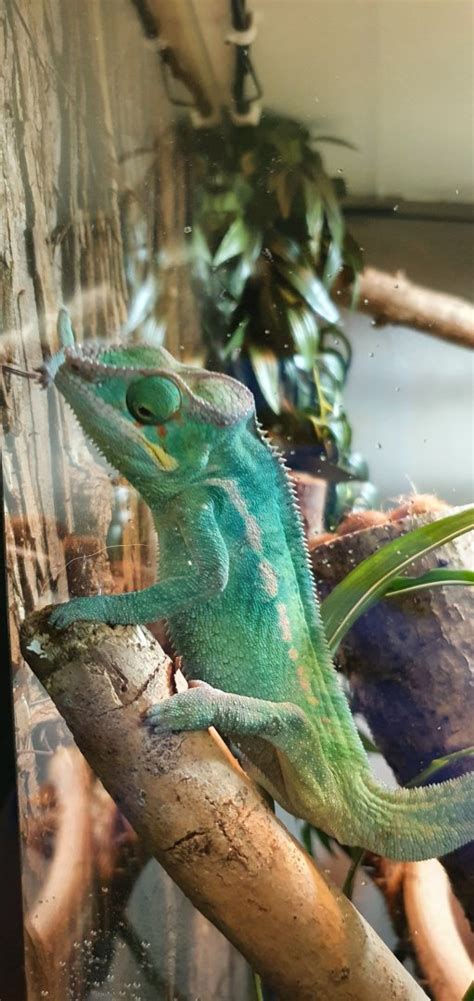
xmin=296 ymin=664 xmax=319 ymax=707
xmin=158 ymin=425 xmax=167 ymax=438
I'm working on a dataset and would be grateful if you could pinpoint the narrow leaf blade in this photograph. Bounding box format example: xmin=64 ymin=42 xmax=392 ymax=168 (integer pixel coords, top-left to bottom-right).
xmin=386 ymin=568 xmax=474 ymax=597
xmin=321 ymin=508 xmax=474 ymax=652
xmin=213 ymin=219 xmax=251 ymax=268
xmin=274 ymin=260 xmax=339 ymax=324
xmin=248 ymin=345 xmax=282 ymax=414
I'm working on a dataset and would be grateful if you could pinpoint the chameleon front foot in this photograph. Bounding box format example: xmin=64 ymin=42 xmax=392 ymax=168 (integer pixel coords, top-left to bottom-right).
xmin=144 ymin=683 xmax=308 ymax=745
xmin=49 ymin=596 xmax=108 ymax=630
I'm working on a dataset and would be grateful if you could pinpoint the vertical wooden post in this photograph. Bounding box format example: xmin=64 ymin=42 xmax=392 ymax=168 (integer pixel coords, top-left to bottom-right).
xmin=1 ymin=2 xmax=249 ymax=996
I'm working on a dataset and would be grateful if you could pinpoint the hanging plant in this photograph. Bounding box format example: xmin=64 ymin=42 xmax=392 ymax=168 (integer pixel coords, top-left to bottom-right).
xmin=178 ymin=111 xmax=367 ymax=497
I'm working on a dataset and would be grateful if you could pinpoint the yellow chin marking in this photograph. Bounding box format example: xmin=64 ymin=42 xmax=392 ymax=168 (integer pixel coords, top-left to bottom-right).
xmin=143 ymin=438 xmax=178 ymax=471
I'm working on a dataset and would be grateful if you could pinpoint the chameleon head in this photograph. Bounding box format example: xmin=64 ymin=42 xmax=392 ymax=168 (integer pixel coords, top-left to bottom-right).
xmin=40 ymin=311 xmax=255 ymax=497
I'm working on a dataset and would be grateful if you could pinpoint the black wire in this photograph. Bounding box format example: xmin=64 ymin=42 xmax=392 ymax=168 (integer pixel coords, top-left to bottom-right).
xmin=129 ymin=0 xmax=159 ymax=40
xmin=229 ymin=0 xmax=262 ymax=115
xmin=231 ymin=0 xmax=249 ymax=30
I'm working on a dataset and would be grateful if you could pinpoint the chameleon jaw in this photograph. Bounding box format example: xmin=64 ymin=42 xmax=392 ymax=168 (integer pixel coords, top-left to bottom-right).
xmin=143 ymin=438 xmax=178 ymax=471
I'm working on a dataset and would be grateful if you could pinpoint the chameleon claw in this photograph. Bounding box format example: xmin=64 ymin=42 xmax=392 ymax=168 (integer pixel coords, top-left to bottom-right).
xmin=142 ymin=701 xmax=179 ymax=734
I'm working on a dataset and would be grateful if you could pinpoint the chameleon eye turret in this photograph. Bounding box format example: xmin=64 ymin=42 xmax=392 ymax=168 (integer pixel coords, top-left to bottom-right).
xmin=126 ymin=376 xmax=182 ymax=425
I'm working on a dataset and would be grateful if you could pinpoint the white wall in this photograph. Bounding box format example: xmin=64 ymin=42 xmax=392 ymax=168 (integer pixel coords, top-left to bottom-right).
xmin=342 ymin=215 xmax=474 ymax=504
xmin=253 ymin=0 xmax=474 ymax=201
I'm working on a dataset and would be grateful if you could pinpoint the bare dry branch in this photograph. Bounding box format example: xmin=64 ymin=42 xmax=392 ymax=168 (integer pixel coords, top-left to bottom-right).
xmin=20 ymin=609 xmax=426 ymax=1001
xmin=403 ymin=860 xmax=473 ymax=1001
xmin=354 ymin=267 xmax=474 ymax=349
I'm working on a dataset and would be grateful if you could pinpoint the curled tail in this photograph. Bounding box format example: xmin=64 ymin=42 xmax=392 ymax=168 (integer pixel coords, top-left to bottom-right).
xmin=340 ymin=768 xmax=474 ymax=861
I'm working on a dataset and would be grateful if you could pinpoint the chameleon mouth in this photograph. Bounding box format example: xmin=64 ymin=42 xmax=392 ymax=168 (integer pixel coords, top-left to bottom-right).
xmin=46 ymin=348 xmax=179 ymax=473
xmin=143 ymin=438 xmax=178 ymax=471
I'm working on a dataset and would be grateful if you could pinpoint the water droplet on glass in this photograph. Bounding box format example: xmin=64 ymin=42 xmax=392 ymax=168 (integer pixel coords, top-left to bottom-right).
xmin=395 ymin=386 xmax=400 ymax=392
xmin=183 ymin=225 xmax=192 ymax=234
xmin=369 ymin=351 xmax=375 ymax=358
xmin=393 ymin=204 xmax=399 ymax=212
xmin=363 ymin=298 xmax=369 ymax=305
xmin=376 ymin=442 xmax=382 ymax=449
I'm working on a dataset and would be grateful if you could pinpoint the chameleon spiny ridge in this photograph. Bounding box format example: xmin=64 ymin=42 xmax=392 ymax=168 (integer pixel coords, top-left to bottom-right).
xmin=40 ymin=310 xmax=474 ymax=861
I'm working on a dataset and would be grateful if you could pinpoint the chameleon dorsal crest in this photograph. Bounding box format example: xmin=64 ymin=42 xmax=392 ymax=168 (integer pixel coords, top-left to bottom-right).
xmin=43 ymin=311 xmax=474 ymax=862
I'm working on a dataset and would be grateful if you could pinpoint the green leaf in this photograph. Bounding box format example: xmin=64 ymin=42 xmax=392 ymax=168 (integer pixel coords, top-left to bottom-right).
xmin=319 ymin=326 xmax=352 ymax=367
xmin=272 ymin=169 xmax=300 ymax=218
xmin=268 ymin=233 xmax=302 ymax=265
xmin=253 ymin=972 xmax=264 ymax=1001
xmin=342 ymin=847 xmax=366 ymax=899
xmin=301 ymin=822 xmax=335 ymax=856
xmin=321 ymin=507 xmax=474 ymax=653
xmin=407 ymin=745 xmax=474 ymax=788
xmin=190 ymin=225 xmax=213 ymax=265
xmin=274 ymin=260 xmax=339 ymax=324
xmin=323 ymin=240 xmax=343 ymax=289
xmin=248 ymin=344 xmax=282 ymax=414
xmin=358 ymin=730 xmax=380 ymax=755
xmin=385 ymin=568 xmax=474 ymax=597
xmin=318 ymin=349 xmax=348 ymax=387
xmin=213 ymin=219 xmax=252 ymax=268
xmin=311 ymin=135 xmax=358 ymax=151
xmin=320 ymin=176 xmax=345 ymax=248
xmin=221 ymin=318 xmax=249 ymax=359
xmin=303 ymin=181 xmax=324 ymax=248
xmin=287 ymin=307 xmax=319 ymax=369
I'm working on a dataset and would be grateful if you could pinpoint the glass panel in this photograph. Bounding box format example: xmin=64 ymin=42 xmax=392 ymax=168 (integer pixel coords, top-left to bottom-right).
xmin=2 ymin=2 xmax=472 ymax=999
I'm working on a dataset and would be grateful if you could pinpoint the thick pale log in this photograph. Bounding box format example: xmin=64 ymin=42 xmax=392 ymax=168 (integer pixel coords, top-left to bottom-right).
xmin=355 ymin=266 xmax=474 ymax=349
xmin=20 ymin=608 xmax=426 ymax=1001
xmin=403 ymin=860 xmax=473 ymax=1001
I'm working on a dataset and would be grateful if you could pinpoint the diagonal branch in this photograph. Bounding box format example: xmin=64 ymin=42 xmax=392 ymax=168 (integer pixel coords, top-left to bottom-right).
xmin=353 ymin=267 xmax=474 ymax=349
xmin=20 ymin=608 xmax=426 ymax=1001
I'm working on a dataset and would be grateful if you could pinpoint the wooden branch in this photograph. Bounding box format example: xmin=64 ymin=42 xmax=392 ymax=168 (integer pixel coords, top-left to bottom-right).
xmin=354 ymin=267 xmax=474 ymax=349
xmin=403 ymin=860 xmax=473 ymax=1001
xmin=25 ymin=748 xmax=94 ymax=999
xmin=20 ymin=609 xmax=426 ymax=1001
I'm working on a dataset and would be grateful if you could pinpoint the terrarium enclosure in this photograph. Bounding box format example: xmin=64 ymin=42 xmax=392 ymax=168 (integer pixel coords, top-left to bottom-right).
xmin=1 ymin=2 xmax=473 ymax=1000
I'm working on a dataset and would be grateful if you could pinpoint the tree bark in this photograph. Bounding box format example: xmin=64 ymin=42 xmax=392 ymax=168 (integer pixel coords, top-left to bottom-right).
xmin=354 ymin=266 xmax=474 ymax=349
xmin=0 ymin=1 xmax=241 ymax=996
xmin=20 ymin=608 xmax=427 ymax=1001
xmin=311 ymin=508 xmax=474 ymax=924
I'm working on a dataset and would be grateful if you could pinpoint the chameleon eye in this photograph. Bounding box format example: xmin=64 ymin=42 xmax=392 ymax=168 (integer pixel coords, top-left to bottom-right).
xmin=126 ymin=376 xmax=181 ymax=425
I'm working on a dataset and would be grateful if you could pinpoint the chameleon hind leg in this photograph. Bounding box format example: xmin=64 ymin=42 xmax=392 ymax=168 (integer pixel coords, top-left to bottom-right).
xmin=144 ymin=680 xmax=309 ymax=751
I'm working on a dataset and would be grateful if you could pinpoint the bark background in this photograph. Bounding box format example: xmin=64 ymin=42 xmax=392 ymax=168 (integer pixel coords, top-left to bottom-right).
xmin=0 ymin=1 xmax=250 ymax=998
xmin=311 ymin=511 xmax=474 ymax=924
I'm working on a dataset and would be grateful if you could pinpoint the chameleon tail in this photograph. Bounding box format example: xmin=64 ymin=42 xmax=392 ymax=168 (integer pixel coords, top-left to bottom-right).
xmin=343 ymin=768 xmax=474 ymax=861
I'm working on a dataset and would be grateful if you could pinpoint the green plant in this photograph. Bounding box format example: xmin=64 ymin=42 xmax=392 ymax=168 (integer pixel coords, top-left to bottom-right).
xmin=305 ymin=507 xmax=474 ymax=893
xmin=178 ymin=111 xmax=365 ymax=488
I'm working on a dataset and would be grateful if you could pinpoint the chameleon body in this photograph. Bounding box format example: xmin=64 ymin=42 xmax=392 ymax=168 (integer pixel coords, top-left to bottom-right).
xmin=42 ymin=311 xmax=474 ymax=860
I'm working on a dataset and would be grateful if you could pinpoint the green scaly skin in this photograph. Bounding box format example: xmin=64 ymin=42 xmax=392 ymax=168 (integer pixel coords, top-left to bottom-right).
xmin=42 ymin=310 xmax=474 ymax=861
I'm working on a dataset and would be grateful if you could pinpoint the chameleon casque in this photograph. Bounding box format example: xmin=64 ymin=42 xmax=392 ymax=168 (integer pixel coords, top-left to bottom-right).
xmin=41 ymin=311 xmax=473 ymax=861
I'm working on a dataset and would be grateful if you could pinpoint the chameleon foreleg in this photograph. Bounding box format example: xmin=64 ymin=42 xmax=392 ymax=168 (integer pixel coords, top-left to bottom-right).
xmin=144 ymin=681 xmax=308 ymax=749
xmin=49 ymin=498 xmax=229 ymax=629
